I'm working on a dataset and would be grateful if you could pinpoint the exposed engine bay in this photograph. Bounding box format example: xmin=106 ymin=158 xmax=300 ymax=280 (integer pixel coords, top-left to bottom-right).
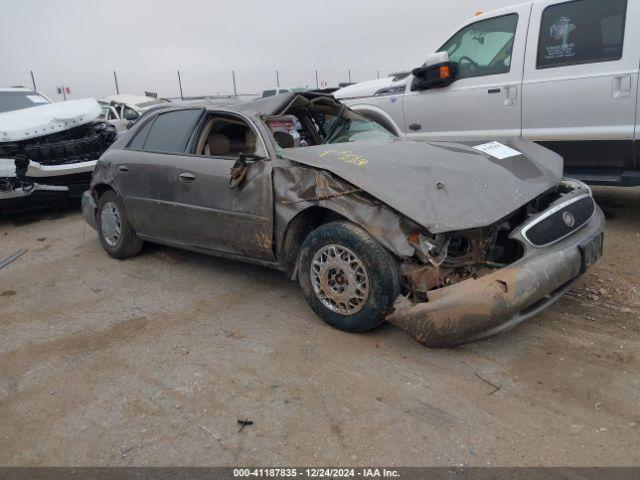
xmin=398 ymin=180 xmax=590 ymax=301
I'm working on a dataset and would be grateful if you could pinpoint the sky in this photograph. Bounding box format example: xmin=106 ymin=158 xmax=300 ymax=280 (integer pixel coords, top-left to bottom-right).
xmin=0 ymin=0 xmax=517 ymax=100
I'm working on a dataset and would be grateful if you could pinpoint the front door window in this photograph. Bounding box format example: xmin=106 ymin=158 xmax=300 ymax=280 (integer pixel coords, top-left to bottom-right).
xmin=439 ymin=14 xmax=519 ymax=80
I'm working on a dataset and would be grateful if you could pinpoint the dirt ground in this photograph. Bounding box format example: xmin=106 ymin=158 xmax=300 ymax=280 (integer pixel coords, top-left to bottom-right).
xmin=0 ymin=186 xmax=638 ymax=467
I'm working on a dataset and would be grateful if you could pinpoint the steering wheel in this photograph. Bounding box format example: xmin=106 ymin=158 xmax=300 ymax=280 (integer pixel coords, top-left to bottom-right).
xmin=458 ymin=56 xmax=479 ymax=74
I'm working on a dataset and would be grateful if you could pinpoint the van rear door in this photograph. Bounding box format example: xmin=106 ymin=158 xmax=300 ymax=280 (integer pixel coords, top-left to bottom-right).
xmin=522 ymin=0 xmax=638 ymax=182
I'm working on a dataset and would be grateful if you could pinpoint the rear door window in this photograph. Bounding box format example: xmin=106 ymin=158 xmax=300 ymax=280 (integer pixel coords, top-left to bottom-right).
xmin=139 ymin=109 xmax=202 ymax=154
xmin=537 ymin=0 xmax=627 ymax=69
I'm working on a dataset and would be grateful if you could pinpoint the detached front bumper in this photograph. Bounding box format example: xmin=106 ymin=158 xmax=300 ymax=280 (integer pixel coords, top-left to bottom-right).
xmin=387 ymin=205 xmax=605 ymax=348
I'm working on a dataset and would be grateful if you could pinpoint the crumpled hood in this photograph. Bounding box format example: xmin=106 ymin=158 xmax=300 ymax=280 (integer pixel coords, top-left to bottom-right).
xmin=281 ymin=138 xmax=563 ymax=233
xmin=0 ymin=98 xmax=101 ymax=142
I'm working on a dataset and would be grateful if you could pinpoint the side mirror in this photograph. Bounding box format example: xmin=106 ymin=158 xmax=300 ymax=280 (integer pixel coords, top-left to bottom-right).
xmin=411 ymin=52 xmax=455 ymax=91
xmin=125 ymin=120 xmax=135 ymax=130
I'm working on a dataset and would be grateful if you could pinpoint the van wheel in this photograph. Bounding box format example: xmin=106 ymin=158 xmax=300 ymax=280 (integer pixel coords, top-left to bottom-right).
xmin=97 ymin=190 xmax=143 ymax=259
xmin=297 ymin=220 xmax=400 ymax=333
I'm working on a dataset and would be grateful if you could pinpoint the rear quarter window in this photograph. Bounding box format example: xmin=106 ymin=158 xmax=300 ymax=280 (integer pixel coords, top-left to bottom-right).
xmin=537 ymin=0 xmax=627 ymax=69
xmin=127 ymin=118 xmax=154 ymax=150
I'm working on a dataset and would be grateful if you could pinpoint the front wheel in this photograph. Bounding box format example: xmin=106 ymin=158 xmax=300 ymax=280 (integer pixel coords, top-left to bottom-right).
xmin=297 ymin=220 xmax=400 ymax=333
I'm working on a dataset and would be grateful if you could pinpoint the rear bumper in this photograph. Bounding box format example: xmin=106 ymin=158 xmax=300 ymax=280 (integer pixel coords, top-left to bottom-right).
xmin=82 ymin=190 xmax=99 ymax=231
xmin=387 ymin=206 xmax=605 ymax=347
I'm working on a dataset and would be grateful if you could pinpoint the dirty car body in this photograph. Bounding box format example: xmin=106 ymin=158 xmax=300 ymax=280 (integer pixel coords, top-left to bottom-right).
xmin=83 ymin=92 xmax=604 ymax=347
xmin=0 ymin=88 xmax=117 ymax=213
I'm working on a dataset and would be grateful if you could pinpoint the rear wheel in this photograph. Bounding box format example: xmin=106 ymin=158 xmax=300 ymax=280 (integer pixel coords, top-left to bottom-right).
xmin=97 ymin=190 xmax=143 ymax=259
xmin=297 ymin=220 xmax=400 ymax=333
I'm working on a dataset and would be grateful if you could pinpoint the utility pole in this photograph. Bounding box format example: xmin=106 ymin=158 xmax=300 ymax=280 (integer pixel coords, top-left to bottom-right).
xmin=177 ymin=70 xmax=184 ymax=100
xmin=232 ymin=70 xmax=237 ymax=96
xmin=30 ymin=71 xmax=37 ymax=90
xmin=276 ymin=70 xmax=280 ymax=88
xmin=113 ymin=70 xmax=120 ymax=95
xmin=377 ymin=70 xmax=380 ymax=79
xmin=315 ymin=69 xmax=319 ymax=89
xmin=348 ymin=69 xmax=352 ymax=83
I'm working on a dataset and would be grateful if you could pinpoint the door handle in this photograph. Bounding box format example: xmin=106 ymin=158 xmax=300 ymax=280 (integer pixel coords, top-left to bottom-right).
xmin=488 ymin=88 xmax=501 ymax=94
xmin=613 ymin=75 xmax=632 ymax=99
xmin=409 ymin=123 xmax=422 ymax=131
xmin=117 ymin=165 xmax=129 ymax=173
xmin=178 ymin=172 xmax=196 ymax=183
xmin=503 ymin=86 xmax=517 ymax=106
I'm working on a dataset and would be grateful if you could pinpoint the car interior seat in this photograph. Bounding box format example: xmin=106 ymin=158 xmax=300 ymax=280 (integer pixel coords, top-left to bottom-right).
xmin=205 ymin=133 xmax=231 ymax=156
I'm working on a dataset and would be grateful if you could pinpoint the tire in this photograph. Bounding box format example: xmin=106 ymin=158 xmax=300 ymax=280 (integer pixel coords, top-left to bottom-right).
xmin=297 ymin=220 xmax=400 ymax=333
xmin=97 ymin=190 xmax=143 ymax=259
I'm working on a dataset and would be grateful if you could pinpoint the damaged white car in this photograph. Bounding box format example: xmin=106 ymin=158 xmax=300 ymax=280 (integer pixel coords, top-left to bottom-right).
xmin=0 ymin=87 xmax=117 ymax=212
xmin=99 ymin=94 xmax=170 ymax=132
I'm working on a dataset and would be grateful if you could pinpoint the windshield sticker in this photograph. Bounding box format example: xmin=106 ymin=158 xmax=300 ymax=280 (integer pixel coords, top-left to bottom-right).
xmin=26 ymin=95 xmax=48 ymax=104
xmin=545 ymin=17 xmax=576 ymax=60
xmin=473 ymin=142 xmax=521 ymax=160
xmin=318 ymin=149 xmax=368 ymax=167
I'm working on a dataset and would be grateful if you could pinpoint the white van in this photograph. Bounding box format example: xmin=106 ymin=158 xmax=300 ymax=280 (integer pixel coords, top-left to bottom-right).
xmin=335 ymin=0 xmax=640 ymax=186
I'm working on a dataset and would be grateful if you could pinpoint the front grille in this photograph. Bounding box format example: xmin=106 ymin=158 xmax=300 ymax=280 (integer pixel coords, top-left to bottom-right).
xmin=523 ymin=195 xmax=595 ymax=247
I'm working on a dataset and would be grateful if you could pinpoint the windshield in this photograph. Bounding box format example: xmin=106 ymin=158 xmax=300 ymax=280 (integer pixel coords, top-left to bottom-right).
xmin=0 ymin=90 xmax=50 ymax=113
xmin=324 ymin=111 xmax=395 ymax=144
xmin=267 ymin=95 xmax=396 ymax=149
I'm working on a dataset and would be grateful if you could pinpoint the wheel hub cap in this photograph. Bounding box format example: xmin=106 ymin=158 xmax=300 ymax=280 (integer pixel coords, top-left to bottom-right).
xmin=311 ymin=244 xmax=369 ymax=315
xmin=100 ymin=201 xmax=122 ymax=247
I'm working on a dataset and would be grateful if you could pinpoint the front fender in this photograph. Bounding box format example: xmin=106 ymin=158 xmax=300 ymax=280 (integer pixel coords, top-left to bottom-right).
xmin=273 ymin=164 xmax=417 ymax=271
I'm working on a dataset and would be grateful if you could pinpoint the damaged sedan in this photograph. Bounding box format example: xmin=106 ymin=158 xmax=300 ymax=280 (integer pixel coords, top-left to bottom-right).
xmin=82 ymin=92 xmax=604 ymax=347
xmin=0 ymin=87 xmax=117 ymax=213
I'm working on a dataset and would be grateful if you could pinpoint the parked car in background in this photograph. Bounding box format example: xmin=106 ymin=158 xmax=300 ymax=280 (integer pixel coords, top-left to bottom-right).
xmin=261 ymin=87 xmax=307 ymax=97
xmin=0 ymin=87 xmax=117 ymax=213
xmin=100 ymin=94 xmax=170 ymax=131
xmin=335 ymin=0 xmax=640 ymax=187
xmin=82 ymin=92 xmax=603 ymax=347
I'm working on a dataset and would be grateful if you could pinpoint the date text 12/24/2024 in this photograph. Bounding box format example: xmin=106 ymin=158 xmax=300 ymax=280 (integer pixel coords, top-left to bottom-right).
xmin=233 ymin=468 xmax=400 ymax=478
